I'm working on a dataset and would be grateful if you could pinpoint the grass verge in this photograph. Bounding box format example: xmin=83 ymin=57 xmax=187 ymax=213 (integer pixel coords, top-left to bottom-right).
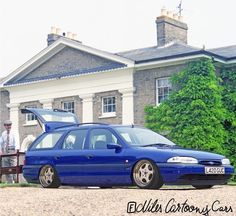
xmin=0 ymin=183 xmax=38 ymax=188
xmin=228 ymin=181 xmax=236 ymax=186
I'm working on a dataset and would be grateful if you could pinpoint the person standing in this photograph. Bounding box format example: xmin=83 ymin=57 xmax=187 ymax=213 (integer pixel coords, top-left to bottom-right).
xmin=0 ymin=120 xmax=19 ymax=183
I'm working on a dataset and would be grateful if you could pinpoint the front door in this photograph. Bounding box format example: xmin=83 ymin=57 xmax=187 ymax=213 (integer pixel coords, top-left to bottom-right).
xmin=82 ymin=128 xmax=128 ymax=186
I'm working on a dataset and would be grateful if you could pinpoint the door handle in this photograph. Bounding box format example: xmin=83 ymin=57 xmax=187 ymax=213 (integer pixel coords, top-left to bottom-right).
xmin=86 ymin=155 xmax=93 ymax=159
xmin=54 ymin=155 xmax=61 ymax=160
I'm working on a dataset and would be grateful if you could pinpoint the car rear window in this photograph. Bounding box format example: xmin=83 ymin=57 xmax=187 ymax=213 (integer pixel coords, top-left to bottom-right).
xmin=31 ymin=133 xmax=63 ymax=150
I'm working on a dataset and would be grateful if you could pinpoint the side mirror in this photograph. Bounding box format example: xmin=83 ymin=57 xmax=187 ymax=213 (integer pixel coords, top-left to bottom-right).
xmin=107 ymin=143 xmax=122 ymax=150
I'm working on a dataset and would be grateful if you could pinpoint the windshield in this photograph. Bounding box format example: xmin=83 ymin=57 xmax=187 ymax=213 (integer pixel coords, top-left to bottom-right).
xmin=115 ymin=127 xmax=175 ymax=146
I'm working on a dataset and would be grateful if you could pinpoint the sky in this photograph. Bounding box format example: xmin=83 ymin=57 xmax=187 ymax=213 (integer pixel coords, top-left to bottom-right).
xmin=1 ymin=0 xmax=236 ymax=78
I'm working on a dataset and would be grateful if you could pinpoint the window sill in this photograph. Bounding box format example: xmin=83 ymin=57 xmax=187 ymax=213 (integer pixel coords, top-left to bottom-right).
xmin=23 ymin=121 xmax=38 ymax=127
xmin=99 ymin=113 xmax=117 ymax=119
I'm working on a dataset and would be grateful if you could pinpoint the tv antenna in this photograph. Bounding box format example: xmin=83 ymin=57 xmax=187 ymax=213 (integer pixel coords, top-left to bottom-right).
xmin=177 ymin=0 xmax=183 ymax=16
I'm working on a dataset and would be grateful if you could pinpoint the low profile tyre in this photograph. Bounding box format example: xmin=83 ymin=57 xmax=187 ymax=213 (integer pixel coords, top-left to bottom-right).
xmin=192 ymin=185 xmax=213 ymax=189
xmin=132 ymin=160 xmax=163 ymax=189
xmin=39 ymin=165 xmax=61 ymax=188
xmin=100 ymin=186 xmax=112 ymax=189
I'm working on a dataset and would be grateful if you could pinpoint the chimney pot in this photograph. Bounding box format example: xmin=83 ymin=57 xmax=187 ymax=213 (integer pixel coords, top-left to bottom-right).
xmin=72 ymin=33 xmax=77 ymax=40
xmin=167 ymin=11 xmax=173 ymax=18
xmin=56 ymin=28 xmax=61 ymax=35
xmin=173 ymin=13 xmax=178 ymax=20
xmin=161 ymin=7 xmax=167 ymax=16
xmin=67 ymin=32 xmax=73 ymax=39
xmin=178 ymin=15 xmax=184 ymax=22
xmin=50 ymin=26 xmax=56 ymax=34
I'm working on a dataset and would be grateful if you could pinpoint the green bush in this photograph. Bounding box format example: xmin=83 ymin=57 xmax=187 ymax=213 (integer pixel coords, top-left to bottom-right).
xmin=145 ymin=59 xmax=226 ymax=154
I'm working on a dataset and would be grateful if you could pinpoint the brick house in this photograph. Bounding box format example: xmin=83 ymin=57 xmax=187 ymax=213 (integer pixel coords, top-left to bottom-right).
xmin=1 ymin=12 xmax=236 ymax=147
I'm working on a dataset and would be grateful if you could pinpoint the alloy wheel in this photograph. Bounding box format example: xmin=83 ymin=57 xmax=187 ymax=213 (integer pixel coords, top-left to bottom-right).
xmin=133 ymin=160 xmax=154 ymax=187
xmin=39 ymin=165 xmax=55 ymax=187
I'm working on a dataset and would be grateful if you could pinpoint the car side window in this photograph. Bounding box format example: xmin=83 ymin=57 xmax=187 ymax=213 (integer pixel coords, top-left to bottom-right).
xmin=32 ymin=133 xmax=63 ymax=149
xmin=89 ymin=129 xmax=119 ymax=150
xmin=62 ymin=129 xmax=88 ymax=150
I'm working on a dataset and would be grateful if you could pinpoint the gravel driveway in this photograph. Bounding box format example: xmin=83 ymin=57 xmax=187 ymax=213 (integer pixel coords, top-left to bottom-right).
xmin=0 ymin=185 xmax=235 ymax=216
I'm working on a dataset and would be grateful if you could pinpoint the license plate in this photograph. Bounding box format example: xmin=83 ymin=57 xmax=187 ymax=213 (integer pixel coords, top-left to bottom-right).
xmin=205 ymin=167 xmax=225 ymax=174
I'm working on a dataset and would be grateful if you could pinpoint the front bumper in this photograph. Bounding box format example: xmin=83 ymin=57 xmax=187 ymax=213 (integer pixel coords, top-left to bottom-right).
xmin=157 ymin=163 xmax=234 ymax=185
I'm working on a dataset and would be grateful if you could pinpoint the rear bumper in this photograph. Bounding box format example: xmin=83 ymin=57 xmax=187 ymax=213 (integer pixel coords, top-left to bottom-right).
xmin=23 ymin=165 xmax=41 ymax=183
xmin=157 ymin=163 xmax=234 ymax=185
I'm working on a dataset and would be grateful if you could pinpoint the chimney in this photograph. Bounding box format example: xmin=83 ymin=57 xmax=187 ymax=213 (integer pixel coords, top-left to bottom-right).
xmin=156 ymin=8 xmax=188 ymax=47
xmin=47 ymin=27 xmax=82 ymax=46
xmin=47 ymin=27 xmax=62 ymax=46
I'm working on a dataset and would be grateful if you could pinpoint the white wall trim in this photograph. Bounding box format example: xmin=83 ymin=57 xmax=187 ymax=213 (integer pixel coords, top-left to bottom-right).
xmin=3 ymin=66 xmax=133 ymax=88
xmin=6 ymin=68 xmax=134 ymax=104
xmin=134 ymin=54 xmax=225 ymax=71
xmin=7 ymin=103 xmax=20 ymax=110
xmin=118 ymin=87 xmax=135 ymax=124
xmin=40 ymin=98 xmax=54 ymax=109
xmin=119 ymin=87 xmax=136 ymax=97
xmin=99 ymin=112 xmax=116 ymax=119
xmin=80 ymin=93 xmax=95 ymax=101
xmin=23 ymin=120 xmax=38 ymax=127
xmin=80 ymin=93 xmax=94 ymax=122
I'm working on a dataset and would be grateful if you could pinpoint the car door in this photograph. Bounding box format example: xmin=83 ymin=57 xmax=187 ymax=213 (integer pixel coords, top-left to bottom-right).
xmin=53 ymin=129 xmax=89 ymax=185
xmin=82 ymin=128 xmax=129 ymax=186
xmin=21 ymin=108 xmax=79 ymax=132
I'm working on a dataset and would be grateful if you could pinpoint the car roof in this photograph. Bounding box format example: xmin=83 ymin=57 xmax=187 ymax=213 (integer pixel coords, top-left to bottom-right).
xmin=53 ymin=123 xmax=143 ymax=132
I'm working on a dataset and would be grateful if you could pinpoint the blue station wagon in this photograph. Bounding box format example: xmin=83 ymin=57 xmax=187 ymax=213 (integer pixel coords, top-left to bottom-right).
xmin=22 ymin=108 xmax=234 ymax=189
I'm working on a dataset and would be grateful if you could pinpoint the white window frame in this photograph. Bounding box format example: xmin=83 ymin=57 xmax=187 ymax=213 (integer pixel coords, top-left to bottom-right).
xmin=62 ymin=101 xmax=75 ymax=113
xmin=24 ymin=105 xmax=37 ymax=126
xmin=156 ymin=77 xmax=172 ymax=105
xmin=100 ymin=96 xmax=116 ymax=118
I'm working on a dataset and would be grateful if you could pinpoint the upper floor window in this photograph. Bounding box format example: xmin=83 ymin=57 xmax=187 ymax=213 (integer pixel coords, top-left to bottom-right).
xmin=102 ymin=96 xmax=116 ymax=114
xmin=62 ymin=101 xmax=75 ymax=113
xmin=156 ymin=78 xmax=172 ymax=105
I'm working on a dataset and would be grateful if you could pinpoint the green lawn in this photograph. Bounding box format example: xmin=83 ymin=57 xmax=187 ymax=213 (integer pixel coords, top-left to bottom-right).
xmin=0 ymin=183 xmax=38 ymax=188
xmin=228 ymin=181 xmax=236 ymax=186
xmin=0 ymin=182 xmax=235 ymax=189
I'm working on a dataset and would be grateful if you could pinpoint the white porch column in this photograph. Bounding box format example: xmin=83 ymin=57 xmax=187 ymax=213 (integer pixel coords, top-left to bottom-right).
xmin=80 ymin=93 xmax=94 ymax=123
xmin=119 ymin=87 xmax=135 ymax=125
xmin=7 ymin=103 xmax=20 ymax=146
xmin=40 ymin=98 xmax=54 ymax=109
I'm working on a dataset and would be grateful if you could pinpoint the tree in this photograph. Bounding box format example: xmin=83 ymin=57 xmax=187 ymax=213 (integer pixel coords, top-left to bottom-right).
xmin=145 ymin=58 xmax=226 ymax=154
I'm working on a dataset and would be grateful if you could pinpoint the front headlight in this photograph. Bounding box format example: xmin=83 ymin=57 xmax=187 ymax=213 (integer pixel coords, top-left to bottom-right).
xmin=167 ymin=156 xmax=198 ymax=164
xmin=221 ymin=158 xmax=230 ymax=165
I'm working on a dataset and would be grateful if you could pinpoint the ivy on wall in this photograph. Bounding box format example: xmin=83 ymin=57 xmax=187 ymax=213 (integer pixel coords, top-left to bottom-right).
xmin=221 ymin=67 xmax=236 ymax=179
xmin=145 ymin=59 xmax=227 ymax=154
